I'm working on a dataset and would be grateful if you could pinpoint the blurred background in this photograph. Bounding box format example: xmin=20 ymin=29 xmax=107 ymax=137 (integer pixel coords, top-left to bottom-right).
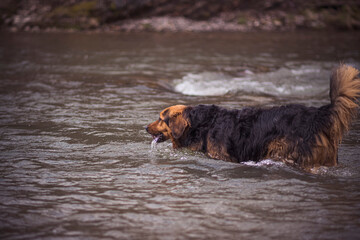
xmin=1 ymin=0 xmax=360 ymax=32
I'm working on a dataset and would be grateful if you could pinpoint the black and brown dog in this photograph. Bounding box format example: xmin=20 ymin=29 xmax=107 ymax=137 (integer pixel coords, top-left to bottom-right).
xmin=146 ymin=65 xmax=360 ymax=171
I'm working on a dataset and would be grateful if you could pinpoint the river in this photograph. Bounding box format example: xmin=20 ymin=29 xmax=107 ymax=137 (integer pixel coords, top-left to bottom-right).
xmin=0 ymin=31 xmax=360 ymax=239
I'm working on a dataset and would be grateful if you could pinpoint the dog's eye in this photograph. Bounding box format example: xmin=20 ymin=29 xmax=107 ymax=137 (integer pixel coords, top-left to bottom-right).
xmin=164 ymin=117 xmax=170 ymax=126
xmin=159 ymin=118 xmax=162 ymax=121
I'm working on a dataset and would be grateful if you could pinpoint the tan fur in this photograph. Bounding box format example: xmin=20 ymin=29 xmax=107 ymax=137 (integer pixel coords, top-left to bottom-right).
xmin=266 ymin=138 xmax=298 ymax=166
xmin=330 ymin=65 xmax=360 ymax=141
xmin=309 ymin=65 xmax=360 ymax=169
xmin=312 ymin=133 xmax=337 ymax=167
xmin=147 ymin=105 xmax=189 ymax=148
xmin=206 ymin=135 xmax=237 ymax=162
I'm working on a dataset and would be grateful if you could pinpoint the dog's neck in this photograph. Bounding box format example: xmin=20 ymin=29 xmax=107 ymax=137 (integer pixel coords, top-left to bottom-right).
xmin=171 ymin=129 xmax=206 ymax=152
xmin=171 ymin=105 xmax=215 ymax=151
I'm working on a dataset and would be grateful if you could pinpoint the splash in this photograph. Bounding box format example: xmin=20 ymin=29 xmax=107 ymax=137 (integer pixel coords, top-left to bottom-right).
xmin=151 ymin=136 xmax=160 ymax=149
xmin=172 ymin=66 xmax=329 ymax=98
xmin=173 ymin=72 xmax=232 ymax=96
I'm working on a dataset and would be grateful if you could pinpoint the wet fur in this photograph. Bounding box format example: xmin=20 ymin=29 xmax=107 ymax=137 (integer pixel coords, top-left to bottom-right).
xmin=146 ymin=65 xmax=360 ymax=171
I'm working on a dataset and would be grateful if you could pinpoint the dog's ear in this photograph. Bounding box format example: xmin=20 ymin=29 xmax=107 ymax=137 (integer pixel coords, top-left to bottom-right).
xmin=169 ymin=113 xmax=189 ymax=139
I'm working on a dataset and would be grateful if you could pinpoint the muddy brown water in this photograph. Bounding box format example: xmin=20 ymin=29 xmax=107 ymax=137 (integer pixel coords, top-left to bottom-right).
xmin=0 ymin=31 xmax=360 ymax=239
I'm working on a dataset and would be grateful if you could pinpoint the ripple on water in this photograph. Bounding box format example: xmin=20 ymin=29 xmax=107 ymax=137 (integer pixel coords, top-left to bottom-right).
xmin=1 ymin=32 xmax=360 ymax=240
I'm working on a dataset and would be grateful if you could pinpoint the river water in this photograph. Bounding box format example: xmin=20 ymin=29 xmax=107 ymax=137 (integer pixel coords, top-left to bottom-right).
xmin=1 ymin=31 xmax=360 ymax=240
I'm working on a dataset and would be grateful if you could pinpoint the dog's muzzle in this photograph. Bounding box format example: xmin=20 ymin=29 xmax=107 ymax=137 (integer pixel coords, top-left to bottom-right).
xmin=146 ymin=127 xmax=165 ymax=143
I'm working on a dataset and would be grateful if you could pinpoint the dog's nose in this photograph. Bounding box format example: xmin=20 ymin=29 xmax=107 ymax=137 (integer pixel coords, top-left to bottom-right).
xmin=145 ymin=126 xmax=149 ymax=133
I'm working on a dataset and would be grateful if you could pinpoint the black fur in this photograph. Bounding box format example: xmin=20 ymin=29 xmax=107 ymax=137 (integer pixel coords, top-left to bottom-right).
xmin=180 ymin=104 xmax=333 ymax=165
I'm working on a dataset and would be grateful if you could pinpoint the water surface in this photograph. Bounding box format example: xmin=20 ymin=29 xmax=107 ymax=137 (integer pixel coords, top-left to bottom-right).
xmin=1 ymin=31 xmax=360 ymax=240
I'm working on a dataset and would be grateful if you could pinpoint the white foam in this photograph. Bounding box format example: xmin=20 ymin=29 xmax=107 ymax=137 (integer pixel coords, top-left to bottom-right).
xmin=172 ymin=66 xmax=329 ymax=97
xmin=173 ymin=72 xmax=232 ymax=96
xmin=291 ymin=67 xmax=320 ymax=75
xmin=243 ymin=159 xmax=285 ymax=167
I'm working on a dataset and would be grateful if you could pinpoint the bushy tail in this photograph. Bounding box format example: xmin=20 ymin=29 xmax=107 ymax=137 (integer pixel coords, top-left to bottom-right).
xmin=330 ymin=64 xmax=360 ymax=141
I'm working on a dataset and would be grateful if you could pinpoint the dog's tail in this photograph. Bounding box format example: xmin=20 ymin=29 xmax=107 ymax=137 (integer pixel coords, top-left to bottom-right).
xmin=329 ymin=64 xmax=360 ymax=141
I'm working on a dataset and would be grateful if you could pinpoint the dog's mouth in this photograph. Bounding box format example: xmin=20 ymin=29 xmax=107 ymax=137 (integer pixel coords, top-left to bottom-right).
xmin=152 ymin=134 xmax=164 ymax=143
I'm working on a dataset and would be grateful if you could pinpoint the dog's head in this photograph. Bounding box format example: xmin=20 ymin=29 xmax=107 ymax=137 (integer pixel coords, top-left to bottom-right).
xmin=146 ymin=105 xmax=190 ymax=144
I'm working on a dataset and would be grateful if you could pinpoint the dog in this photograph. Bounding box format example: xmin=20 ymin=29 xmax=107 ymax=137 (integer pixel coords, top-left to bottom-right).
xmin=146 ymin=65 xmax=360 ymax=171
